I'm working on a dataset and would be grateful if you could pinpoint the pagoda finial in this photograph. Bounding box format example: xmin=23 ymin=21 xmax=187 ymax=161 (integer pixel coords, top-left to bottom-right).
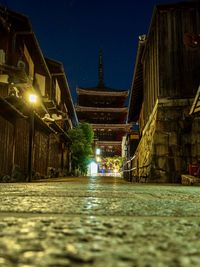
xmin=98 ymin=49 xmax=104 ymax=87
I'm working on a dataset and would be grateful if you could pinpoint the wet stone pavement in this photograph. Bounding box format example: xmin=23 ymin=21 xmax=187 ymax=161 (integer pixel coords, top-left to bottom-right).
xmin=0 ymin=177 xmax=200 ymax=267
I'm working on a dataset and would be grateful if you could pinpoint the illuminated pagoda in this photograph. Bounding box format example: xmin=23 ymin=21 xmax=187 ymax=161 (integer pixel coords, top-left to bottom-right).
xmin=76 ymin=51 xmax=129 ymax=160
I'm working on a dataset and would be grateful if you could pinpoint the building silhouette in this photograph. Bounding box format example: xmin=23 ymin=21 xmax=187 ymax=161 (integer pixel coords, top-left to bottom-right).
xmin=76 ymin=51 xmax=129 ymax=171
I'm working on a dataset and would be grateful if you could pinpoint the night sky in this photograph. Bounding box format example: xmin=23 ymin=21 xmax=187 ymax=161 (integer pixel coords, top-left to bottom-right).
xmin=1 ymin=0 xmax=182 ymax=103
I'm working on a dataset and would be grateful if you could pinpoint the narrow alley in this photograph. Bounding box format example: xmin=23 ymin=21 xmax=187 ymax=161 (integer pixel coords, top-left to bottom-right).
xmin=0 ymin=176 xmax=200 ymax=266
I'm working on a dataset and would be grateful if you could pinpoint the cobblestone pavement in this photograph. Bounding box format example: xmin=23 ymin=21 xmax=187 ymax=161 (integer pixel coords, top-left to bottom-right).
xmin=1 ymin=176 xmax=200 ymax=267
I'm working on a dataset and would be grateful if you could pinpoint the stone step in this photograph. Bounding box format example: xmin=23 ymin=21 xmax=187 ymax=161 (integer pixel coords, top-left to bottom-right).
xmin=181 ymin=174 xmax=200 ymax=185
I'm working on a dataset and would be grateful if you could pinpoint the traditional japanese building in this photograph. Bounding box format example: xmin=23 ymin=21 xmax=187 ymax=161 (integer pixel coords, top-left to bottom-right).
xmin=0 ymin=5 xmax=78 ymax=181
xmin=76 ymin=51 xmax=129 ymax=160
xmin=126 ymin=1 xmax=200 ymax=183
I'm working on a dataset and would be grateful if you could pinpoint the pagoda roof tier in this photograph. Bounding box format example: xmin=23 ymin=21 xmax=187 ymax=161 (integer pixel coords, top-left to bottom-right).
xmin=78 ymin=94 xmax=127 ymax=108
xmin=77 ymin=88 xmax=129 ymax=97
xmin=76 ymin=105 xmax=128 ymax=113
xmin=91 ymin=123 xmax=131 ymax=131
xmin=95 ymin=141 xmax=122 ymax=146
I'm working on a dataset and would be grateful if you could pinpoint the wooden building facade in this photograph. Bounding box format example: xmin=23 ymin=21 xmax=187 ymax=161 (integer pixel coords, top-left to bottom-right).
xmin=0 ymin=6 xmax=78 ymax=181
xmin=126 ymin=1 xmax=200 ymax=182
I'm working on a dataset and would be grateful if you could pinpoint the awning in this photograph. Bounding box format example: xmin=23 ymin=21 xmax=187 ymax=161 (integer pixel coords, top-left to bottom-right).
xmin=0 ymin=97 xmax=27 ymax=122
xmin=34 ymin=112 xmax=56 ymax=135
xmin=49 ymin=121 xmax=70 ymax=142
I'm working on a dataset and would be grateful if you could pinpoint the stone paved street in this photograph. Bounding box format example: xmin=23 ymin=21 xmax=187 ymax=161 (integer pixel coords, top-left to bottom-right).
xmin=1 ymin=176 xmax=200 ymax=267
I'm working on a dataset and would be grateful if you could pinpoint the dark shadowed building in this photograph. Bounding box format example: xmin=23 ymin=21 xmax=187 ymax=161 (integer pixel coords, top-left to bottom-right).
xmin=0 ymin=6 xmax=77 ymax=181
xmin=126 ymin=1 xmax=200 ymax=183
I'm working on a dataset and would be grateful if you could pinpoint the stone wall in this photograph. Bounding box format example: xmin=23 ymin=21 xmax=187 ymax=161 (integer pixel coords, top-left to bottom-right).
xmin=132 ymin=101 xmax=157 ymax=181
xmin=132 ymin=98 xmax=200 ymax=183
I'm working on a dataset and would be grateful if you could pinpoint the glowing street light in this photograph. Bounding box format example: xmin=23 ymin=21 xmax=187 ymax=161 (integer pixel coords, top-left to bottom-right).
xmin=96 ymin=148 xmax=101 ymax=155
xmin=27 ymin=93 xmax=37 ymax=182
xmin=29 ymin=94 xmax=37 ymax=104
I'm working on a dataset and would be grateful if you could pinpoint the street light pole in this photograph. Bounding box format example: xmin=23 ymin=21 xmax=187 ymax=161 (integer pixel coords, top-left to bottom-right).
xmin=27 ymin=93 xmax=37 ymax=182
xmin=27 ymin=109 xmax=34 ymax=182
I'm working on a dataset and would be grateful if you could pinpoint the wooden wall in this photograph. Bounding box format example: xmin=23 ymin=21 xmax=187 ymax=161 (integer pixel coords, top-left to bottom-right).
xmin=0 ymin=116 xmax=14 ymax=176
xmin=143 ymin=14 xmax=159 ymax=126
xmin=0 ymin=83 xmax=9 ymax=97
xmin=0 ymin=116 xmax=50 ymax=178
xmin=48 ymin=134 xmax=62 ymax=169
xmin=142 ymin=3 xmax=200 ymax=125
xmin=14 ymin=118 xmax=29 ymax=174
xmin=33 ymin=130 xmax=49 ymax=176
xmin=158 ymin=5 xmax=200 ymax=98
xmin=0 ymin=115 xmax=57 ymax=179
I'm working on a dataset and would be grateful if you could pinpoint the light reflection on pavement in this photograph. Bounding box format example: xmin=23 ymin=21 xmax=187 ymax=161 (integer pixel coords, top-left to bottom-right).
xmin=0 ymin=176 xmax=200 ymax=266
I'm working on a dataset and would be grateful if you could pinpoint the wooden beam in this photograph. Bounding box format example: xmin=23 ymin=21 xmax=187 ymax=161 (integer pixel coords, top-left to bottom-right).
xmin=76 ymin=105 xmax=128 ymax=113
xmin=91 ymin=123 xmax=131 ymax=131
xmin=95 ymin=141 xmax=122 ymax=146
xmin=77 ymin=88 xmax=129 ymax=97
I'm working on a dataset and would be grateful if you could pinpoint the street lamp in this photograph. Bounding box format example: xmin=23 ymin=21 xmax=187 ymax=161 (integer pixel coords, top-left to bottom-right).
xmin=29 ymin=94 xmax=37 ymax=104
xmin=27 ymin=93 xmax=37 ymax=182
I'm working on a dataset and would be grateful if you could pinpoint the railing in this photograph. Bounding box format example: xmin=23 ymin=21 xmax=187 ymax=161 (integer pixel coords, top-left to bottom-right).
xmin=121 ymin=155 xmax=136 ymax=181
xmin=121 ymin=155 xmax=150 ymax=182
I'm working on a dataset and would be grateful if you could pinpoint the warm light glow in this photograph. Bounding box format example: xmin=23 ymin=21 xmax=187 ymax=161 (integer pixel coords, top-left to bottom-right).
xmin=87 ymin=161 xmax=98 ymax=176
xmin=29 ymin=94 xmax=37 ymax=103
xmin=96 ymin=156 xmax=101 ymax=162
xmin=96 ymin=148 xmax=101 ymax=155
xmin=113 ymin=168 xmax=120 ymax=177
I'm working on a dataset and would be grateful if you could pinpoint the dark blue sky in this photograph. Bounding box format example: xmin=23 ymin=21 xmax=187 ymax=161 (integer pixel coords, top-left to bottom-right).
xmin=2 ymin=0 xmax=182 ymax=102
